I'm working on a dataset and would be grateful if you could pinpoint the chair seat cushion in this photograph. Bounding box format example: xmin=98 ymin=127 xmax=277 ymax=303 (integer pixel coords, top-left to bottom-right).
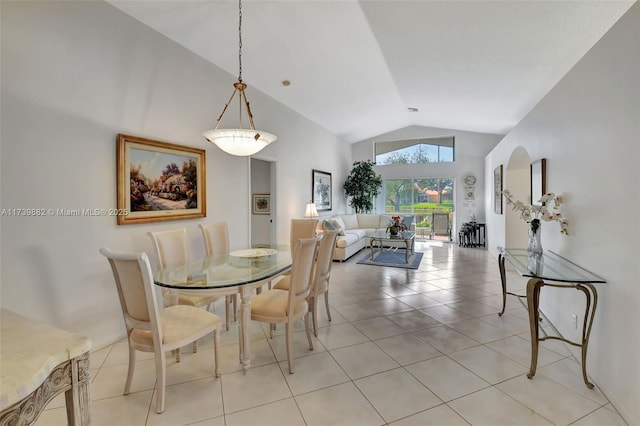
xmin=272 ymin=276 xmax=291 ymax=291
xmin=177 ymin=294 xmax=218 ymax=307
xmin=250 ymin=289 xmax=307 ymax=320
xmin=131 ymin=305 xmax=221 ymax=346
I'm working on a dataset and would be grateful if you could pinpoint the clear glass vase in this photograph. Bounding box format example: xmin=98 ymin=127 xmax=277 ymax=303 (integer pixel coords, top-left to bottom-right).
xmin=527 ymin=220 xmax=543 ymax=254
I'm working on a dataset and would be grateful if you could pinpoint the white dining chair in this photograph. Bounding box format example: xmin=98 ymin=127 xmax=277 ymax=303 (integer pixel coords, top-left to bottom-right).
xmin=242 ymin=235 xmax=320 ymax=373
xmin=274 ymin=229 xmax=339 ymax=335
xmin=198 ymin=222 xmax=237 ymax=330
xmin=147 ymin=228 xmax=219 ymax=360
xmin=269 ymin=218 xmax=318 ymax=290
xmin=100 ymin=248 xmax=221 ymax=414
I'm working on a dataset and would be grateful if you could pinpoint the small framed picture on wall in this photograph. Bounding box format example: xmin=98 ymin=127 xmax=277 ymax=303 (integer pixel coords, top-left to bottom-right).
xmin=494 ymin=165 xmax=503 ymax=214
xmin=530 ymin=158 xmax=546 ymax=205
xmin=252 ymin=194 xmax=271 ymax=215
xmin=312 ymin=169 xmax=332 ymax=211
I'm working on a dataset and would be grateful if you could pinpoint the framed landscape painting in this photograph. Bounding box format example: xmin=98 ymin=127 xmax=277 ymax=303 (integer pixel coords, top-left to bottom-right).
xmin=116 ymin=134 xmax=206 ymax=225
xmin=312 ymin=169 xmax=332 ymax=211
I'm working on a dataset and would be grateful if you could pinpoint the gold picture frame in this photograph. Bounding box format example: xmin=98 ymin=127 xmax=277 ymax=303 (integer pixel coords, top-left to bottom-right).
xmin=116 ymin=134 xmax=206 ymax=225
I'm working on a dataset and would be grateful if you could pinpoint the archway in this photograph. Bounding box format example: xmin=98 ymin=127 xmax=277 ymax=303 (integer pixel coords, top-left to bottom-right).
xmin=505 ymin=146 xmax=531 ymax=248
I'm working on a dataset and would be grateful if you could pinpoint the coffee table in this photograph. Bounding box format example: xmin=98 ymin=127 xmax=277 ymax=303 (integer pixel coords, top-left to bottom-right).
xmin=366 ymin=231 xmax=415 ymax=263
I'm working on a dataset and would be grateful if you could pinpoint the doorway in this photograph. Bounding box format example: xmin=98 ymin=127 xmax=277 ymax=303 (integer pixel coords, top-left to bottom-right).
xmin=383 ymin=177 xmax=454 ymax=241
xmin=250 ymin=158 xmax=275 ymax=247
xmin=505 ymin=147 xmax=531 ymax=248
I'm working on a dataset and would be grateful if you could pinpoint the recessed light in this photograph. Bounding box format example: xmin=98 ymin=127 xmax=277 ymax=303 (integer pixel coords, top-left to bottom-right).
xmin=407 ymin=107 xmax=418 ymax=112
xmin=282 ymin=80 xmax=291 ymax=87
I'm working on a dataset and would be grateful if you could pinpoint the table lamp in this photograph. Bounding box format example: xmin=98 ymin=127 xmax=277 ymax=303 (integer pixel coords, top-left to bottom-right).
xmin=304 ymin=202 xmax=318 ymax=219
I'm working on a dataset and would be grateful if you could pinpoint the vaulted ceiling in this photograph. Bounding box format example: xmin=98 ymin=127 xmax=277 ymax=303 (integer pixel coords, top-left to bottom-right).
xmin=108 ymin=1 xmax=634 ymax=143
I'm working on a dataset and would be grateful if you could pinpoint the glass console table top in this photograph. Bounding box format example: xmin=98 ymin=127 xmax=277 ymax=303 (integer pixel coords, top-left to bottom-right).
xmin=498 ymin=248 xmax=606 ymax=284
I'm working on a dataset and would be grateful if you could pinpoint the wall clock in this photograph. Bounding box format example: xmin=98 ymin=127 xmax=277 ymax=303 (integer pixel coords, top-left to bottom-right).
xmin=464 ymin=174 xmax=477 ymax=187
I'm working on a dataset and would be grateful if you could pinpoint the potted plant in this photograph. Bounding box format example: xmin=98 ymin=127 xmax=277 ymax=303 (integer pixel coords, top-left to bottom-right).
xmin=343 ymin=160 xmax=382 ymax=213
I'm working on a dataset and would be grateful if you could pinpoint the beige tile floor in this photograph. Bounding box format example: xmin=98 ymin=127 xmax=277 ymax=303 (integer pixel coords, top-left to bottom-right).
xmin=36 ymin=241 xmax=627 ymax=425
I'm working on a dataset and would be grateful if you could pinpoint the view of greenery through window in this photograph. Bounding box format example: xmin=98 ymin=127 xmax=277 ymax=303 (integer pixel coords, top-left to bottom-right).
xmin=376 ymin=137 xmax=455 ymax=239
xmin=375 ymin=138 xmax=454 ymax=165
xmin=384 ymin=178 xmax=454 ymax=239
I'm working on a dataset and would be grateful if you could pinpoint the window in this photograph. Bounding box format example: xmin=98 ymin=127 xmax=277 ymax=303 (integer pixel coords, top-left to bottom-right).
xmin=375 ymin=137 xmax=454 ymax=165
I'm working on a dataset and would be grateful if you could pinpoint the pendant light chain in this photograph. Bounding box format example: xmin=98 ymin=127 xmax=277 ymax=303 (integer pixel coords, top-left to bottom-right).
xmin=202 ymin=0 xmax=277 ymax=156
xmin=238 ymin=0 xmax=243 ymax=82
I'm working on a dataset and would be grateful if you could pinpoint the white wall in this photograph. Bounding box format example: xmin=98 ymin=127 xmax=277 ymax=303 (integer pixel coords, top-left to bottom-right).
xmin=485 ymin=4 xmax=639 ymax=423
xmin=0 ymin=1 xmax=350 ymax=349
xmin=352 ymin=125 xmax=504 ymax=230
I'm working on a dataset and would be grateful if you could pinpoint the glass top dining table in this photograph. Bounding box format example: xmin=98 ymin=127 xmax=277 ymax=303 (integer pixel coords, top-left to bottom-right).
xmin=153 ymin=244 xmax=292 ymax=373
xmin=154 ymin=245 xmax=292 ymax=291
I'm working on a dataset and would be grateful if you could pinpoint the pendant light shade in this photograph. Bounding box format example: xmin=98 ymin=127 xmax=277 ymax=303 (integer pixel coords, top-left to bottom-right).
xmin=203 ymin=0 xmax=276 ymax=156
xmin=203 ymin=129 xmax=277 ymax=156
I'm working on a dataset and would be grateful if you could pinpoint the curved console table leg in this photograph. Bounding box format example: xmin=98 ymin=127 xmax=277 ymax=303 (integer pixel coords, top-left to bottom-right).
xmin=525 ymin=279 xmax=599 ymax=389
xmin=498 ymin=254 xmax=507 ymax=316
xmin=576 ymin=283 xmax=597 ymax=389
xmin=526 ymin=278 xmax=544 ymax=380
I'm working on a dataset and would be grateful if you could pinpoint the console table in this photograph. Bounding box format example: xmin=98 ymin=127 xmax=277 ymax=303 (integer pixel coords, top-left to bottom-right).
xmin=497 ymin=248 xmax=606 ymax=388
xmin=0 ymin=309 xmax=91 ymax=425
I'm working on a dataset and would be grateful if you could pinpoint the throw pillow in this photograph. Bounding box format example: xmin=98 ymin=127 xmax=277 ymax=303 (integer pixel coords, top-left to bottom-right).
xmin=328 ymin=219 xmax=345 ymax=236
xmin=322 ymin=220 xmax=336 ymax=230
xmin=332 ymin=215 xmax=346 ymax=230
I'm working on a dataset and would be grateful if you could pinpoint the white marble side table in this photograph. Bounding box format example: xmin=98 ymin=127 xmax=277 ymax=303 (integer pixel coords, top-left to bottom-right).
xmin=1 ymin=309 xmax=91 ymax=425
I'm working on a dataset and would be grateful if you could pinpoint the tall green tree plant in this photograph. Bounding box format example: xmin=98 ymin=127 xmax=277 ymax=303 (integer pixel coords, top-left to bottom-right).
xmin=343 ymin=160 xmax=383 ymax=213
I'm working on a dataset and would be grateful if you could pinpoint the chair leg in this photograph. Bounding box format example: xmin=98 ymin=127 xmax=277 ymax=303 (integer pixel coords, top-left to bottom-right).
xmin=225 ymin=296 xmax=231 ymax=331
xmin=324 ymin=291 xmax=332 ymax=321
xmin=155 ymin=350 xmax=167 ymax=414
xmin=213 ymin=329 xmax=220 ymax=378
xmin=304 ymin=312 xmax=314 ymax=351
xmin=124 ymin=344 xmax=136 ymax=395
xmin=310 ymin=296 xmax=319 ymax=337
xmin=286 ymin=321 xmax=294 ymax=374
xmin=269 ymin=323 xmax=276 ymax=339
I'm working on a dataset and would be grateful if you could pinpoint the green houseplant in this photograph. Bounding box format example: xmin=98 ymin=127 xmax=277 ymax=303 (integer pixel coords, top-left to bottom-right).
xmin=343 ymin=160 xmax=382 ymax=213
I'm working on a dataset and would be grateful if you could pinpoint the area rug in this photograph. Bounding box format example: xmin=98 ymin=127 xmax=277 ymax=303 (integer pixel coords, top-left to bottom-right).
xmin=356 ymin=250 xmax=423 ymax=269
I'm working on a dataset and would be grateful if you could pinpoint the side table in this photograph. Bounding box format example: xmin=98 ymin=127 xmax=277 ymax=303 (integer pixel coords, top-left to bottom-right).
xmin=1 ymin=309 xmax=92 ymax=425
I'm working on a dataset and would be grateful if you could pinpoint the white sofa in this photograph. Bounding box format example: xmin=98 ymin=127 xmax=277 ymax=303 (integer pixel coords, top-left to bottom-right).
xmin=324 ymin=213 xmax=414 ymax=261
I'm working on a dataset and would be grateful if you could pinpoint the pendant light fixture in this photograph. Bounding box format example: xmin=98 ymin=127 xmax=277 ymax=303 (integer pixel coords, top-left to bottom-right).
xmin=203 ymin=0 xmax=277 ymax=156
